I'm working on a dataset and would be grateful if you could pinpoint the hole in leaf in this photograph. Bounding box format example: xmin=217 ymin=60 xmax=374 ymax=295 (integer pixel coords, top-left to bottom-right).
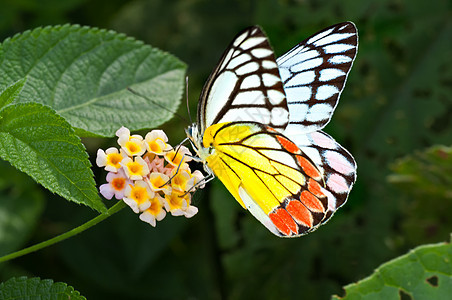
xmin=426 ymin=275 xmax=439 ymax=287
xmin=399 ymin=289 xmax=412 ymax=300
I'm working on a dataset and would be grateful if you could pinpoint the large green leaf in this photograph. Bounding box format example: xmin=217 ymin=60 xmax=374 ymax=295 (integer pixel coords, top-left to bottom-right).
xmin=333 ymin=236 xmax=452 ymax=299
xmin=0 ymin=103 xmax=104 ymax=212
xmin=0 ymin=25 xmax=186 ymax=137
xmin=0 ymin=277 xmax=86 ymax=300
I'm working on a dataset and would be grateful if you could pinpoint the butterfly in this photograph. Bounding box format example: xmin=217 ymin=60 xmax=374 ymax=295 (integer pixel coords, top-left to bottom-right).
xmin=186 ymin=22 xmax=358 ymax=237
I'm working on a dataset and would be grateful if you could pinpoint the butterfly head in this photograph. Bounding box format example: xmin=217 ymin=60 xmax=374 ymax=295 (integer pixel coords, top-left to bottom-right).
xmin=186 ymin=123 xmax=216 ymax=160
xmin=186 ymin=123 xmax=207 ymax=154
xmin=185 ymin=122 xmax=198 ymax=144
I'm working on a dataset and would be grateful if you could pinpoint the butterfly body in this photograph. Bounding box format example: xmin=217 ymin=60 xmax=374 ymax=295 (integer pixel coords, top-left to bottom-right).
xmin=187 ymin=23 xmax=358 ymax=237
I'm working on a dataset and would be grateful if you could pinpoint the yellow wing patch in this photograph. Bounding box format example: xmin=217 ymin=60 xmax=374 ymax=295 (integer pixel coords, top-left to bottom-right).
xmin=202 ymin=122 xmax=328 ymax=237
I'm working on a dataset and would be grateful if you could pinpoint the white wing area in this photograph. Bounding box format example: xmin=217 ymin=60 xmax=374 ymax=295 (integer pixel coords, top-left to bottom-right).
xmin=238 ymin=186 xmax=282 ymax=237
xmin=198 ymin=26 xmax=290 ymax=133
xmin=290 ymin=130 xmax=356 ymax=218
xmin=278 ymin=22 xmax=358 ymax=136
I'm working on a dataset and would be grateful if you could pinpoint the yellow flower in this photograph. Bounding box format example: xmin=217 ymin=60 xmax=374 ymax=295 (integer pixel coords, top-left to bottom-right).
xmin=146 ymin=172 xmax=172 ymax=195
xmin=145 ymin=130 xmax=172 ymax=155
xmin=170 ymin=169 xmax=195 ymax=192
xmin=97 ymin=126 xmax=205 ymax=227
xmin=164 ymin=190 xmax=199 ymax=218
xmin=116 ymin=126 xmax=146 ymax=156
xmin=164 ymin=145 xmax=192 ymax=169
xmin=123 ymin=181 xmax=154 ymax=213
xmin=121 ymin=156 xmax=150 ymax=180
xmin=99 ymin=169 xmax=131 ymax=200
xmin=139 ymin=194 xmax=166 ymax=227
xmin=96 ymin=147 xmax=126 ymax=172
xmin=164 ymin=190 xmax=188 ymax=216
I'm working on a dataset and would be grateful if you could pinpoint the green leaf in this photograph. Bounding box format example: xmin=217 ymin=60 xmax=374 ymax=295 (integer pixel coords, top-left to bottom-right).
xmin=0 ymin=25 xmax=186 ymax=137
xmin=0 ymin=161 xmax=44 ymax=256
xmin=333 ymin=236 xmax=452 ymax=300
xmin=0 ymin=276 xmax=86 ymax=300
xmin=0 ymin=78 xmax=26 ymax=109
xmin=0 ymin=103 xmax=105 ymax=212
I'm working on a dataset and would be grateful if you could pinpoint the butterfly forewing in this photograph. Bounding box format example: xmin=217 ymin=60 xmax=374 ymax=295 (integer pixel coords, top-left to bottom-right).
xmin=198 ymin=26 xmax=289 ymax=134
xmin=277 ymin=22 xmax=358 ymax=136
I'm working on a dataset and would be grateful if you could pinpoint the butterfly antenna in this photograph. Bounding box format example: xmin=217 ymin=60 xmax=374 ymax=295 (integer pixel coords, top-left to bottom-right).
xmin=126 ymin=87 xmax=189 ymax=124
xmin=185 ymin=76 xmax=193 ymax=124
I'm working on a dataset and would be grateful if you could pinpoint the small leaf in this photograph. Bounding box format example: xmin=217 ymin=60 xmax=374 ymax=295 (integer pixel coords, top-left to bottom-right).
xmin=333 ymin=236 xmax=452 ymax=299
xmin=0 ymin=276 xmax=86 ymax=299
xmin=0 ymin=78 xmax=26 ymax=109
xmin=0 ymin=25 xmax=186 ymax=137
xmin=0 ymin=103 xmax=105 ymax=212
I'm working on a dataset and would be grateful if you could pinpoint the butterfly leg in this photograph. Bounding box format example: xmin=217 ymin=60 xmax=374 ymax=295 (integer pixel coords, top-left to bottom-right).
xmin=159 ymin=152 xmax=204 ymax=188
xmin=179 ymin=168 xmax=215 ymax=197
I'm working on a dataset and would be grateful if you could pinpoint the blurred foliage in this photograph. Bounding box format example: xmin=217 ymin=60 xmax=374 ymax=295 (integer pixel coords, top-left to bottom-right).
xmin=0 ymin=0 xmax=451 ymax=299
xmin=0 ymin=161 xmax=44 ymax=257
xmin=388 ymin=145 xmax=452 ymax=246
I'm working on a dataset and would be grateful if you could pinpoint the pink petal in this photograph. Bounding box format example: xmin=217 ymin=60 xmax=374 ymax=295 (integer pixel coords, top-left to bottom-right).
xmin=99 ymin=183 xmax=114 ymax=200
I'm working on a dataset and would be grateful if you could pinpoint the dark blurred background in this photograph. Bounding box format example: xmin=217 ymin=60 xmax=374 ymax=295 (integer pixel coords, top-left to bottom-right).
xmin=0 ymin=0 xmax=451 ymax=299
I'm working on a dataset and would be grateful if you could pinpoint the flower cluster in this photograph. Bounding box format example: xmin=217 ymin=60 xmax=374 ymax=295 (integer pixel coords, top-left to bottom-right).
xmin=97 ymin=127 xmax=204 ymax=227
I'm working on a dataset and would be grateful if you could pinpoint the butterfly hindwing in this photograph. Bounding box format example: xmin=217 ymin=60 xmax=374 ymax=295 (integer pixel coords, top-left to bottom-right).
xmin=290 ymin=130 xmax=357 ymax=222
xmin=198 ymin=26 xmax=289 ymax=134
xmin=278 ymin=22 xmax=358 ymax=136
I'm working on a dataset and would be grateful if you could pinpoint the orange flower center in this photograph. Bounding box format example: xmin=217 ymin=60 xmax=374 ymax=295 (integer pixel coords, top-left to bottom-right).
xmin=111 ymin=178 xmax=126 ymax=190
xmin=150 ymin=176 xmax=166 ymax=188
xmin=149 ymin=141 xmax=161 ymax=152
xmin=149 ymin=199 xmax=161 ymax=214
xmin=128 ymin=162 xmax=143 ymax=174
xmin=126 ymin=141 xmax=139 ymax=154
xmin=107 ymin=153 xmax=123 ymax=167
xmin=171 ymin=152 xmax=182 ymax=165
xmin=168 ymin=193 xmax=184 ymax=208
xmin=131 ymin=186 xmax=148 ymax=203
xmin=173 ymin=173 xmax=188 ymax=190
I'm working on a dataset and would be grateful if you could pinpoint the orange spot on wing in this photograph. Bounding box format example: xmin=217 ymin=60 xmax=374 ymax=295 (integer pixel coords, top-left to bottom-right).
xmin=276 ymin=136 xmax=299 ymax=154
xmin=286 ymin=199 xmax=312 ymax=227
xmin=297 ymin=156 xmax=321 ymax=179
xmin=269 ymin=208 xmax=298 ymax=236
xmin=308 ymin=178 xmax=325 ymax=198
xmin=300 ymin=191 xmax=325 ymax=213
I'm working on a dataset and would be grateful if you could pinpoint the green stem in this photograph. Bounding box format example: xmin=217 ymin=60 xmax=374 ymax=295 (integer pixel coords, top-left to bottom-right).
xmin=0 ymin=201 xmax=126 ymax=264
